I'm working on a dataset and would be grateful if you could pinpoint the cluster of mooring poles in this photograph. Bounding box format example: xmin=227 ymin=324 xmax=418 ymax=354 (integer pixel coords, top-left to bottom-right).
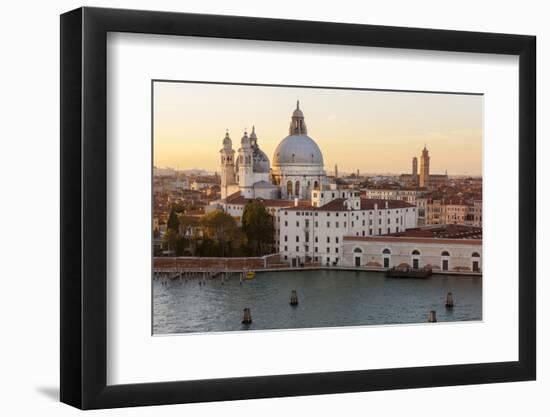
xmin=241 ymin=289 xmax=300 ymax=326
xmin=428 ymin=292 xmax=455 ymax=323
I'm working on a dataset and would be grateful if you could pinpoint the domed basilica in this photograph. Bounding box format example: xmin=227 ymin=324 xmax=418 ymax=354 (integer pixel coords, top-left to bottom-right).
xmin=220 ymin=101 xmax=327 ymax=200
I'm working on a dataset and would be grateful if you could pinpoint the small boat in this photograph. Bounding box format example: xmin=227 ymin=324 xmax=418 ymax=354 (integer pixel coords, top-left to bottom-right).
xmin=245 ymin=271 xmax=256 ymax=280
xmin=385 ymin=267 xmax=432 ymax=279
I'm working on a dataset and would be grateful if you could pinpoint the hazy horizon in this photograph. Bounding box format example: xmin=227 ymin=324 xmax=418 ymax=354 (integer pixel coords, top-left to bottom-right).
xmin=153 ymin=82 xmax=483 ymax=176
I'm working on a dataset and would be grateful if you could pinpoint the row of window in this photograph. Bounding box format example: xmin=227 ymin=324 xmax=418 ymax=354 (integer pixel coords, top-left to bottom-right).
xmin=283 ymin=246 xmax=340 ymax=254
xmin=284 ymin=235 xmax=341 ymax=243
xmin=282 ymin=255 xmax=340 ymax=265
xmin=284 ymin=219 xmax=402 ymax=228
xmin=286 ymin=209 xmax=414 ymax=216
xmin=282 ymin=226 xmax=400 ymax=244
xmin=353 ymin=247 xmax=481 ymax=257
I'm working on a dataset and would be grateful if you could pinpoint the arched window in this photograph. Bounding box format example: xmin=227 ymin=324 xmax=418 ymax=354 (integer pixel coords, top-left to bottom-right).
xmin=382 ymin=248 xmax=391 ymax=254
xmin=295 ymin=181 xmax=300 ymax=196
xmin=287 ymin=180 xmax=293 ymax=196
xmin=313 ymin=181 xmax=319 ymax=189
xmin=472 ymin=252 xmax=480 ymax=257
xmin=353 ymin=247 xmax=363 ymax=253
xmin=441 ymin=251 xmax=450 ymax=256
xmin=412 ymin=249 xmax=420 ymax=255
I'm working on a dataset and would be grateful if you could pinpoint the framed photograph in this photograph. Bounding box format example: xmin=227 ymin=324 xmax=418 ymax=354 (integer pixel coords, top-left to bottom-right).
xmin=60 ymin=7 xmax=536 ymax=409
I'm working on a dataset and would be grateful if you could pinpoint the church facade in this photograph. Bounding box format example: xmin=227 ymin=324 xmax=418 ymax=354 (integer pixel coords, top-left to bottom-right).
xmin=219 ymin=102 xmax=328 ymax=200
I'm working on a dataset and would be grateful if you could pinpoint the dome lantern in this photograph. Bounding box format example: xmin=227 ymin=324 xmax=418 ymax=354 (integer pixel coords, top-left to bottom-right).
xmin=249 ymin=125 xmax=258 ymax=146
xmin=289 ymin=100 xmax=307 ymax=135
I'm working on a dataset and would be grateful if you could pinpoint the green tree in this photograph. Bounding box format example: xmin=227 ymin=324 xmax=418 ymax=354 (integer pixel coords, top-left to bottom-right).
xmin=162 ymin=229 xmax=179 ymax=254
xmin=171 ymin=202 xmax=186 ymax=213
xmin=167 ymin=208 xmax=180 ymax=232
xmin=242 ymin=200 xmax=275 ymax=256
xmin=200 ymin=210 xmax=241 ymax=256
xmin=175 ymin=235 xmax=187 ymax=256
xmin=196 ymin=237 xmax=220 ymax=257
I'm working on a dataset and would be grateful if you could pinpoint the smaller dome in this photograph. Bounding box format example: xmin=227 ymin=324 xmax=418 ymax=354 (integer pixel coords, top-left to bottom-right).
xmin=252 ymin=147 xmax=270 ymax=173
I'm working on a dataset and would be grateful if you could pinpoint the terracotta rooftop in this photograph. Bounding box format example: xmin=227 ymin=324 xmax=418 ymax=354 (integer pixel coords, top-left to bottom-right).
xmin=388 ymin=224 xmax=482 ymax=239
xmin=224 ymin=192 xmax=309 ymax=208
xmin=343 ymin=235 xmax=482 ymax=245
xmin=286 ymin=198 xmax=415 ymax=211
xmin=343 ymin=224 xmax=482 ymax=244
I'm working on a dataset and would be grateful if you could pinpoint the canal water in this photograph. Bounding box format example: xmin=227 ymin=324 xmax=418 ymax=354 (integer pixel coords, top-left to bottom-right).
xmin=153 ymin=269 xmax=482 ymax=334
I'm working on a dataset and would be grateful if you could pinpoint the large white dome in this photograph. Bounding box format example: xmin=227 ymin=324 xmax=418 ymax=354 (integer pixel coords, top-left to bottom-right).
xmin=272 ymin=134 xmax=324 ymax=166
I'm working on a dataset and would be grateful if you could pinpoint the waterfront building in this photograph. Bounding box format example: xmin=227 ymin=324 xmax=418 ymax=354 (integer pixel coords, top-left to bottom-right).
xmin=343 ymin=224 xmax=482 ymax=272
xmin=280 ymin=189 xmax=417 ymax=267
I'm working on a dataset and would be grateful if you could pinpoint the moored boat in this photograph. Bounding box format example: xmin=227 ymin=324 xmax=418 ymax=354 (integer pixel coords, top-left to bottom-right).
xmin=385 ymin=267 xmax=432 ymax=278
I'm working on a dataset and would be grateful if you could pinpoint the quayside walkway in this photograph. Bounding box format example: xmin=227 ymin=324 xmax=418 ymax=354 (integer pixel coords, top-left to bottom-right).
xmin=152 ymin=255 xmax=481 ymax=277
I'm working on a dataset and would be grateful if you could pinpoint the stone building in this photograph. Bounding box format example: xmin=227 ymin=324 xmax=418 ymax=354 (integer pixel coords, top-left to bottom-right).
xmin=342 ymin=224 xmax=482 ymax=273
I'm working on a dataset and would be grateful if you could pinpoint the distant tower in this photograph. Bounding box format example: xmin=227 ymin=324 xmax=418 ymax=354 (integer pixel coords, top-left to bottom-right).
xmin=412 ymin=157 xmax=418 ymax=184
xmin=334 ymin=164 xmax=339 ymax=178
xmin=220 ymin=130 xmax=235 ymax=199
xmin=238 ymin=130 xmax=254 ymax=198
xmin=419 ymin=145 xmax=430 ymax=187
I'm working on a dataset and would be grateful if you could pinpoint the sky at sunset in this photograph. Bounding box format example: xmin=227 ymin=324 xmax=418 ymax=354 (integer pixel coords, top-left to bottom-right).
xmin=153 ymin=81 xmax=483 ymax=176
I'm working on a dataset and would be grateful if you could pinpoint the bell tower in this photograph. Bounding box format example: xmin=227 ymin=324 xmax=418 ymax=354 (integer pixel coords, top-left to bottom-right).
xmin=238 ymin=130 xmax=254 ymax=198
xmin=419 ymin=145 xmax=430 ymax=187
xmin=412 ymin=156 xmax=418 ymax=184
xmin=220 ymin=130 xmax=236 ymax=199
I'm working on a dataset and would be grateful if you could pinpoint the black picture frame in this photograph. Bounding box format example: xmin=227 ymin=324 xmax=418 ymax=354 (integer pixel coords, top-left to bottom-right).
xmin=60 ymin=6 xmax=536 ymax=410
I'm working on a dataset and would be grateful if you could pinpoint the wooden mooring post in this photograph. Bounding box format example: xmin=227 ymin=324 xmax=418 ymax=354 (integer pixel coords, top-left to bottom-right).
xmin=290 ymin=290 xmax=299 ymax=306
xmin=445 ymin=292 xmax=454 ymax=308
xmin=242 ymin=308 xmax=252 ymax=324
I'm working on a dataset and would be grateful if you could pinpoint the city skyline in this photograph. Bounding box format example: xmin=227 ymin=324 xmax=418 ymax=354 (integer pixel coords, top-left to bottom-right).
xmin=153 ymin=81 xmax=483 ymax=176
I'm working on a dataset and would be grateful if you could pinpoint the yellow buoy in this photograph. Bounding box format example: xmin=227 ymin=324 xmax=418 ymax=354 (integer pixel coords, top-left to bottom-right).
xmin=246 ymin=271 xmax=256 ymax=280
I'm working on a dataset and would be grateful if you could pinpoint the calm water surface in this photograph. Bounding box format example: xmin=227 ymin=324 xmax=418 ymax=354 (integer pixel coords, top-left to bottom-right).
xmin=153 ymin=270 xmax=482 ymax=334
